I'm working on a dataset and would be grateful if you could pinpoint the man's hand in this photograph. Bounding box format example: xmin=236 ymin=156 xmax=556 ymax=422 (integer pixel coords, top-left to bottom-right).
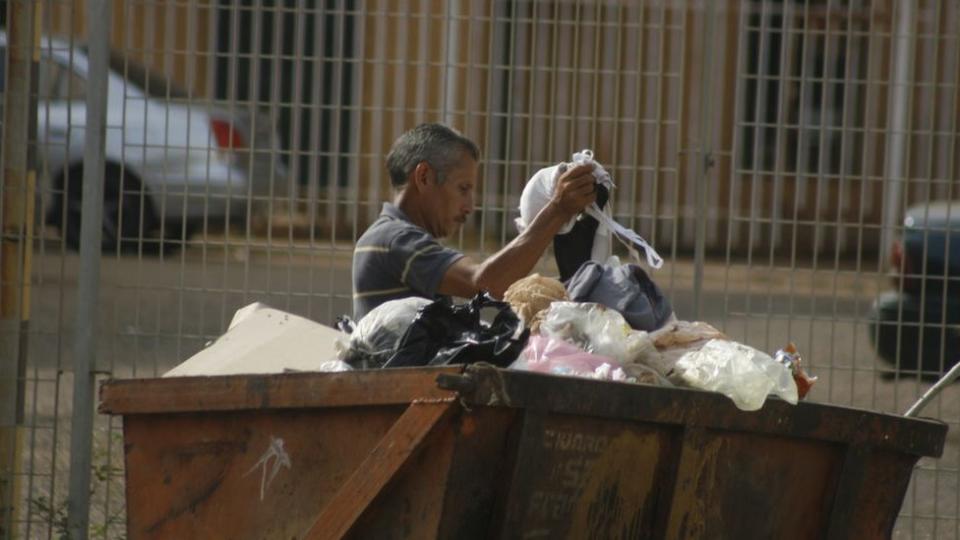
xmin=438 ymin=162 xmax=599 ymax=300
xmin=550 ymin=163 xmax=598 ymax=217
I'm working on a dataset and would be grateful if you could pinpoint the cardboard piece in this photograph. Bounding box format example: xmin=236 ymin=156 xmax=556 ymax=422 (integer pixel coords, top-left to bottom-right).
xmin=164 ymin=302 xmax=347 ymax=377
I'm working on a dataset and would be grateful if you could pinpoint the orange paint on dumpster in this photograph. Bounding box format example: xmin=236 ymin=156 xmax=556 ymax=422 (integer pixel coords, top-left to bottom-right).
xmin=460 ymin=415 xmax=477 ymax=436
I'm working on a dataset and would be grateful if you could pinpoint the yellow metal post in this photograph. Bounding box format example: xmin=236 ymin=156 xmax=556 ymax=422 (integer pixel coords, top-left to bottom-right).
xmin=0 ymin=1 xmax=37 ymax=537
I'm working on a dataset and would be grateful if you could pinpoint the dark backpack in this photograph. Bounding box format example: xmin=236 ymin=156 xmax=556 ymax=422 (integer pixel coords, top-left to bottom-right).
xmin=565 ymin=261 xmax=673 ymax=332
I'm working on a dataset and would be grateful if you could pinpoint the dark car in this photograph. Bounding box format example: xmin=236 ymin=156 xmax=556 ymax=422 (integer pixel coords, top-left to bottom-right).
xmin=869 ymin=201 xmax=960 ymax=374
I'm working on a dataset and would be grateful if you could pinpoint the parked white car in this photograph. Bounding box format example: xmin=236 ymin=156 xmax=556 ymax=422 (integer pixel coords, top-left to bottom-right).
xmin=0 ymin=33 xmax=288 ymax=250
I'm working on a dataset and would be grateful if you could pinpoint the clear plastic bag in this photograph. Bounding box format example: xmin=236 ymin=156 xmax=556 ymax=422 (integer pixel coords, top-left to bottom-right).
xmin=674 ymin=339 xmax=798 ymax=411
xmin=337 ymin=297 xmax=431 ymax=369
xmin=651 ymin=320 xmax=728 ymax=349
xmin=539 ymin=302 xmax=658 ymax=366
xmin=647 ymin=320 xmax=729 ymax=378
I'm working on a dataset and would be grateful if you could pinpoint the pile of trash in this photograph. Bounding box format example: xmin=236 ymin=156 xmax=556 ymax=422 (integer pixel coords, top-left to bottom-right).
xmin=502 ymin=273 xmax=816 ymax=411
xmin=170 ymin=150 xmax=816 ymax=412
xmin=333 ymin=150 xmax=816 ymax=411
xmin=333 ymin=260 xmax=815 ymax=411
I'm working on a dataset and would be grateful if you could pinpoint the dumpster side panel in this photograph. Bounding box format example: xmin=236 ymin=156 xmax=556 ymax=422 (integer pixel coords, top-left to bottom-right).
xmin=346 ymin=407 xmax=520 ymax=539
xmin=435 ymin=408 xmax=519 ymax=539
xmin=106 ymin=369 xmax=946 ymax=539
xmin=496 ymin=412 xmax=683 ymax=539
xmin=664 ymin=429 xmax=844 ymax=539
xmin=123 ymin=407 xmax=405 ymax=539
xmin=346 ymin=407 xmax=459 ymax=539
xmin=842 ymin=450 xmax=921 ymax=539
xmin=306 ymin=401 xmax=458 ymax=539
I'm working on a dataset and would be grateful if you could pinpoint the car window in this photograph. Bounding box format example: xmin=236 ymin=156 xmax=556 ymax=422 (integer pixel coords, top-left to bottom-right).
xmin=37 ymin=56 xmax=86 ymax=101
xmin=101 ymin=49 xmax=188 ymax=99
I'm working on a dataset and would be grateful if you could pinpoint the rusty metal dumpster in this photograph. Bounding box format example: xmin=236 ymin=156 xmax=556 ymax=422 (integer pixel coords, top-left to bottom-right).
xmin=99 ymin=364 xmax=946 ymax=539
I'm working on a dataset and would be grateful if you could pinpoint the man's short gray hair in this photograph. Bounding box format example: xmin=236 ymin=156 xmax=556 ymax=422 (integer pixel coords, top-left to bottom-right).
xmin=386 ymin=123 xmax=480 ymax=187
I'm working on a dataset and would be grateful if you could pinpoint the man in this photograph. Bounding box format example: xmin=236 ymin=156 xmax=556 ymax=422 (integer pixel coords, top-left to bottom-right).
xmin=352 ymin=123 xmax=597 ymax=320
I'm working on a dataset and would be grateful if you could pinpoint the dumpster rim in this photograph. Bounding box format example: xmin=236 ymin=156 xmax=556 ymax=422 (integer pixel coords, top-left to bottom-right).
xmin=98 ymin=366 xmax=463 ymax=415
xmin=452 ymin=365 xmax=947 ymax=459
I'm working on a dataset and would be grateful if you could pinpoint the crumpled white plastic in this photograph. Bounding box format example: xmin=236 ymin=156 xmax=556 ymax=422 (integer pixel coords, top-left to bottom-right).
xmin=674 ymin=339 xmax=799 ymax=411
xmin=539 ymin=301 xmax=658 ymax=366
xmin=516 ymin=149 xmax=663 ymax=269
xmin=317 ymin=360 xmax=354 ymax=372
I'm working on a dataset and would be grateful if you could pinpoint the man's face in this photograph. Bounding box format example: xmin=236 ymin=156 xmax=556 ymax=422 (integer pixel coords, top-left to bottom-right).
xmin=422 ymin=157 xmax=477 ymax=238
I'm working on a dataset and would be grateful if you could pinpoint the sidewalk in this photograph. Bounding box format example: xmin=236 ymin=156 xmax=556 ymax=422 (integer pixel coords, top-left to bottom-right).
xmin=174 ymin=231 xmax=888 ymax=302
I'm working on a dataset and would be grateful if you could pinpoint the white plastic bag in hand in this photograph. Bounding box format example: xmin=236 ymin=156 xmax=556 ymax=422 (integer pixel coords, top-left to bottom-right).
xmin=516 ymin=149 xmax=663 ymax=269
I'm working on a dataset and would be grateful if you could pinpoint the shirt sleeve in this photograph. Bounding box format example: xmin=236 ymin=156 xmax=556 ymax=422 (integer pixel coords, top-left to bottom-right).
xmin=389 ymin=227 xmax=465 ymax=297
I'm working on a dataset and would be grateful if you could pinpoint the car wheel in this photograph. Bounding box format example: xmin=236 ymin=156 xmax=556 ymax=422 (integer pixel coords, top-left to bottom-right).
xmin=60 ymin=164 xmax=158 ymax=253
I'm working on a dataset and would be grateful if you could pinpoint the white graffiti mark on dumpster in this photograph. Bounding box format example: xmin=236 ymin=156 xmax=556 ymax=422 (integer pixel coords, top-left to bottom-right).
xmin=244 ymin=436 xmax=292 ymax=501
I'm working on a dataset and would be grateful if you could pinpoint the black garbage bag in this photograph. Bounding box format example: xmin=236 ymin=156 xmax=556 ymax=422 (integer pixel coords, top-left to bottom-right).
xmin=382 ymin=293 xmax=530 ymax=368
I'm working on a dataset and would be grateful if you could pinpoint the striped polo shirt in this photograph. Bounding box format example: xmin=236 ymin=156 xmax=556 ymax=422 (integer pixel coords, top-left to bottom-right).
xmin=352 ymin=203 xmax=465 ymax=320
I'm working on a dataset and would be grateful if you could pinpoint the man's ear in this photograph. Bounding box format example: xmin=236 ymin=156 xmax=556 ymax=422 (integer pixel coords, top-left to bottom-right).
xmin=412 ymin=161 xmax=432 ymax=192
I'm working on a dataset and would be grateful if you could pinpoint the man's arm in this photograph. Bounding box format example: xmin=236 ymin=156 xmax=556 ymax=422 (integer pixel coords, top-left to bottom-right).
xmin=438 ymin=163 xmax=598 ymax=299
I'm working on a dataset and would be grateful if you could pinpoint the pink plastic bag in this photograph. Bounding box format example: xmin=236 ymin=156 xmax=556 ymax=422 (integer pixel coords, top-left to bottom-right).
xmin=509 ymin=335 xmax=629 ymax=381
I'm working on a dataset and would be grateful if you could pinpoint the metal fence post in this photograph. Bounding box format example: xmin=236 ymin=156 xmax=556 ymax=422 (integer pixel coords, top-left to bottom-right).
xmin=692 ymin=0 xmax=717 ymax=320
xmin=881 ymin=0 xmax=916 ymax=262
xmin=443 ymin=0 xmax=463 ymax=128
xmin=0 ymin=0 xmax=38 ymax=537
xmin=66 ymin=1 xmax=111 ymax=538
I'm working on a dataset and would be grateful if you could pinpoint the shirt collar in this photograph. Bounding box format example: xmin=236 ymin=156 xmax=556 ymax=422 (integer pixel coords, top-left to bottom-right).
xmin=381 ymin=202 xmax=411 ymax=223
xmin=380 ymin=202 xmax=443 ymax=241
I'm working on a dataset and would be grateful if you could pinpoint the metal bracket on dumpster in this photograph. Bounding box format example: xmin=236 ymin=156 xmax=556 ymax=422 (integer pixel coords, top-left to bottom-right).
xmin=302 ymin=399 xmax=458 ymax=540
xmin=435 ymin=372 xmax=476 ymax=394
xmin=436 ymin=364 xmax=513 ymax=408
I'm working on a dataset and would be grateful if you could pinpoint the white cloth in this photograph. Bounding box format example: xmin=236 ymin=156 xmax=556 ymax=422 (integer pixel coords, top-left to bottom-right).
xmin=516 ymin=150 xmax=663 ymax=270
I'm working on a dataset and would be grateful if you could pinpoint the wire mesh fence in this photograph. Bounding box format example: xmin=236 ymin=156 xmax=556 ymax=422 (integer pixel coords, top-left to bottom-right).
xmin=0 ymin=0 xmax=957 ymax=538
